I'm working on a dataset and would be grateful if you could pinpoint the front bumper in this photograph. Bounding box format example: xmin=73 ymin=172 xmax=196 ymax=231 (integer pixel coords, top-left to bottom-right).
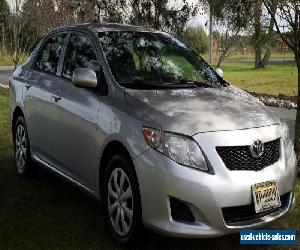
xmin=133 ymin=125 xmax=297 ymax=238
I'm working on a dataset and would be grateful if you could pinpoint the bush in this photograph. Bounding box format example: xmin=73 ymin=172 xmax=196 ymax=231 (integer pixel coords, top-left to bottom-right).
xmin=181 ymin=25 xmax=208 ymax=54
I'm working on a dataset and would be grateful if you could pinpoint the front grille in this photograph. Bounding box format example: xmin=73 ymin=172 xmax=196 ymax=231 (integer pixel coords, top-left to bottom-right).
xmin=169 ymin=198 xmax=195 ymax=224
xmin=222 ymin=192 xmax=291 ymax=225
xmin=216 ymin=138 xmax=280 ymax=171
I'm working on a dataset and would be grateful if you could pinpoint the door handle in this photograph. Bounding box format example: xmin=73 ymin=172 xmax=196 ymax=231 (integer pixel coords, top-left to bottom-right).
xmin=25 ymin=83 xmax=31 ymax=90
xmin=51 ymin=94 xmax=61 ymax=102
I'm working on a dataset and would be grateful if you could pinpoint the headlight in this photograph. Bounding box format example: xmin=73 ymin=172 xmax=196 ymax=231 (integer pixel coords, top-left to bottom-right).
xmin=143 ymin=127 xmax=208 ymax=171
xmin=281 ymin=122 xmax=290 ymax=141
xmin=281 ymin=122 xmax=296 ymax=165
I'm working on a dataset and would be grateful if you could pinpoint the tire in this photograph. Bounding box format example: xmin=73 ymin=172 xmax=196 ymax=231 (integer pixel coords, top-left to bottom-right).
xmin=103 ymin=154 xmax=143 ymax=245
xmin=13 ymin=116 xmax=34 ymax=177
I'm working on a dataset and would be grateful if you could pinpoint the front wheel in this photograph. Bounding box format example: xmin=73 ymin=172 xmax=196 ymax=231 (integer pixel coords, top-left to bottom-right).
xmin=104 ymin=154 xmax=142 ymax=245
xmin=14 ymin=116 xmax=34 ymax=177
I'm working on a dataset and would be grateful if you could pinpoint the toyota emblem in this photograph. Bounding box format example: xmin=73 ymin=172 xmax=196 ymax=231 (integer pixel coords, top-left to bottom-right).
xmin=249 ymin=140 xmax=264 ymax=158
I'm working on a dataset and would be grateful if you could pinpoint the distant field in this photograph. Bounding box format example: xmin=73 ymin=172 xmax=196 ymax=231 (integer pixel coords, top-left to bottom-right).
xmin=200 ymin=51 xmax=295 ymax=61
xmin=221 ymin=62 xmax=298 ymax=96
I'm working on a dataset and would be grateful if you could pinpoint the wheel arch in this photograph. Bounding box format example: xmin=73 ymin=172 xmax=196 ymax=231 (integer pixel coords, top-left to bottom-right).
xmin=12 ymin=106 xmax=24 ymax=137
xmin=99 ymin=140 xmax=137 ymax=195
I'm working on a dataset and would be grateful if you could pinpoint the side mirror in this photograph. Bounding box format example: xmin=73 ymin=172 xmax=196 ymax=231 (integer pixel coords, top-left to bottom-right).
xmin=215 ymin=68 xmax=224 ymax=78
xmin=72 ymin=68 xmax=98 ymax=88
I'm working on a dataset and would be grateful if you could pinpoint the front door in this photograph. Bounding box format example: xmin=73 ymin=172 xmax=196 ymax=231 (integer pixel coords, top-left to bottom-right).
xmin=49 ymin=33 xmax=102 ymax=189
xmin=24 ymin=33 xmax=67 ymax=161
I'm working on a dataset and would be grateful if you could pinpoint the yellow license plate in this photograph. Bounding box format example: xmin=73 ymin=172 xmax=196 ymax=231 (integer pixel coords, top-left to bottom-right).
xmin=252 ymin=181 xmax=281 ymax=213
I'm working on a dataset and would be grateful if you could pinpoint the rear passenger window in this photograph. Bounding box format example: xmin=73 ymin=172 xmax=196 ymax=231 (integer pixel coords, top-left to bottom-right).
xmin=62 ymin=33 xmax=100 ymax=80
xmin=33 ymin=33 xmax=66 ymax=74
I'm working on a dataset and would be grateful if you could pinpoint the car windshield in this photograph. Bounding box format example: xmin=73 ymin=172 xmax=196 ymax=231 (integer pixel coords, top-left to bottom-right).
xmin=98 ymin=31 xmax=226 ymax=89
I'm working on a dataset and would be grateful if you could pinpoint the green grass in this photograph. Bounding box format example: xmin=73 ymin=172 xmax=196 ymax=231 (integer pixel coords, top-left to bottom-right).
xmin=0 ymin=54 xmax=13 ymax=66
xmin=167 ymin=54 xmax=298 ymax=96
xmin=221 ymin=62 xmax=298 ymax=96
xmin=0 ymin=90 xmax=300 ymax=249
xmin=0 ymin=53 xmax=26 ymax=66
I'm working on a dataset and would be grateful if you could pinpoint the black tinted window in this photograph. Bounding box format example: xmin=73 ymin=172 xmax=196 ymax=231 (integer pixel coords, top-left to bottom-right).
xmin=33 ymin=33 xmax=66 ymax=74
xmin=99 ymin=31 xmax=224 ymax=88
xmin=63 ymin=34 xmax=99 ymax=79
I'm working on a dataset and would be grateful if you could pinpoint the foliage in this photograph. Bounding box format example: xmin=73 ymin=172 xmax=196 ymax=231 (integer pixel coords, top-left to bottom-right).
xmin=0 ymin=0 xmax=10 ymax=49
xmin=208 ymin=0 xmax=252 ymax=67
xmin=181 ymin=25 xmax=208 ymax=54
xmin=208 ymin=0 xmax=277 ymax=68
xmin=250 ymin=0 xmax=277 ymax=68
xmin=5 ymin=1 xmax=38 ymax=68
xmin=2 ymin=0 xmax=198 ymax=67
xmin=0 ymin=0 xmax=10 ymax=24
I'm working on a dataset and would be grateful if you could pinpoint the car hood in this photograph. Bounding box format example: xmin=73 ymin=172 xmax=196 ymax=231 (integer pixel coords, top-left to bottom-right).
xmin=124 ymin=86 xmax=280 ymax=136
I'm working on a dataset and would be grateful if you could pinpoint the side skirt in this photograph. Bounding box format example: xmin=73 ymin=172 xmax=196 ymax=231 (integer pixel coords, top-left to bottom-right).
xmin=31 ymin=154 xmax=99 ymax=201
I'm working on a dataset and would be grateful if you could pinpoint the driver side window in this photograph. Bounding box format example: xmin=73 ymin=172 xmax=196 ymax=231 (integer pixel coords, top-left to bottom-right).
xmin=63 ymin=33 xmax=100 ymax=80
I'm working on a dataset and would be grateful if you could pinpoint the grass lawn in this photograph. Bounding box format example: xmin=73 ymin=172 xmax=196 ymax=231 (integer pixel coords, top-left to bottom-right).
xmin=221 ymin=62 xmax=298 ymax=96
xmin=0 ymin=54 xmax=14 ymax=66
xmin=0 ymin=90 xmax=299 ymax=249
xmin=0 ymin=53 xmax=27 ymax=67
xmin=171 ymin=54 xmax=298 ymax=96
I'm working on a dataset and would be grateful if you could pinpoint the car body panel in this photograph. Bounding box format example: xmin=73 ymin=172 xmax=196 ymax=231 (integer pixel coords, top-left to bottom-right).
xmin=125 ymin=86 xmax=280 ymax=136
xmin=134 ymin=125 xmax=296 ymax=237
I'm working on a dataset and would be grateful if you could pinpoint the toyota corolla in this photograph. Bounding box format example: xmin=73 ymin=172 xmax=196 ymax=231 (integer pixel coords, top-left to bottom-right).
xmin=9 ymin=23 xmax=297 ymax=245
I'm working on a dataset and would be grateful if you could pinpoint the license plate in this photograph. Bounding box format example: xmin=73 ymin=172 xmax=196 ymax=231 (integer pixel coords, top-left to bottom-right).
xmin=252 ymin=181 xmax=281 ymax=213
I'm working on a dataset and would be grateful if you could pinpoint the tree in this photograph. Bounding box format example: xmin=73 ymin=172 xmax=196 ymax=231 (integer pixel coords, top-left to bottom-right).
xmin=181 ymin=26 xmax=208 ymax=54
xmin=262 ymin=0 xmax=300 ymax=157
xmin=208 ymin=0 xmax=251 ymax=67
xmin=5 ymin=0 xmax=198 ymax=67
xmin=252 ymin=0 xmax=277 ymax=68
xmin=95 ymin=0 xmax=198 ymax=35
xmin=208 ymin=0 xmax=277 ymax=68
xmin=5 ymin=0 xmax=37 ymax=68
xmin=0 ymin=0 xmax=9 ymax=24
xmin=0 ymin=0 xmax=10 ymax=51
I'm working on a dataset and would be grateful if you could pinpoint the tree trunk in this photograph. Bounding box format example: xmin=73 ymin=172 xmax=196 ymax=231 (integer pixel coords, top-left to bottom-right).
xmin=294 ymin=63 xmax=300 ymax=158
xmin=253 ymin=0 xmax=275 ymax=69
xmin=261 ymin=47 xmax=271 ymax=67
xmin=260 ymin=4 xmax=276 ymax=68
xmin=254 ymin=0 xmax=262 ymax=69
xmin=255 ymin=47 xmax=262 ymax=68
xmin=216 ymin=51 xmax=227 ymax=68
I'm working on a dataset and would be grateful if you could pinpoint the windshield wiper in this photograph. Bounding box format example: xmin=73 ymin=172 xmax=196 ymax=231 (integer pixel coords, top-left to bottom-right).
xmin=179 ymin=79 xmax=215 ymax=88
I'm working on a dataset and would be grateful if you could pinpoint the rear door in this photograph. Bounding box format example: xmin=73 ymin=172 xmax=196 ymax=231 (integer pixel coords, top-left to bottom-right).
xmin=24 ymin=33 xmax=67 ymax=161
xmin=49 ymin=32 xmax=102 ymax=189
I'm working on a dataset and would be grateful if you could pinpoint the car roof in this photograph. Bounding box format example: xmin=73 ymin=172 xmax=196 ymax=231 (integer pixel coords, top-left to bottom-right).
xmin=55 ymin=22 xmax=159 ymax=33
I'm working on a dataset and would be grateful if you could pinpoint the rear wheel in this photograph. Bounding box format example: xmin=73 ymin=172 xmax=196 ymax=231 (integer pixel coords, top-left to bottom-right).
xmin=14 ymin=116 xmax=34 ymax=177
xmin=104 ymin=154 xmax=142 ymax=245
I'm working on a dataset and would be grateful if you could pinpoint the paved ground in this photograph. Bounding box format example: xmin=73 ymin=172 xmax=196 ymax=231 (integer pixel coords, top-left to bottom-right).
xmin=268 ymin=107 xmax=296 ymax=140
xmin=0 ymin=66 xmax=297 ymax=139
